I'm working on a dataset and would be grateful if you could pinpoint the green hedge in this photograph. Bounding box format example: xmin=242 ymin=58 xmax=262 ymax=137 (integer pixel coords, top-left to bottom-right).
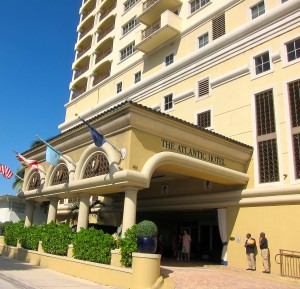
xmin=72 ymin=227 xmax=116 ymax=264
xmin=119 ymin=224 xmax=137 ymax=268
xmin=4 ymin=221 xmax=25 ymax=246
xmin=20 ymin=224 xmax=42 ymax=251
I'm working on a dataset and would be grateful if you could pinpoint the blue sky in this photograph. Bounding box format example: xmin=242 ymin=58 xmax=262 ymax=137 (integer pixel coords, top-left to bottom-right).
xmin=0 ymin=1 xmax=81 ymax=195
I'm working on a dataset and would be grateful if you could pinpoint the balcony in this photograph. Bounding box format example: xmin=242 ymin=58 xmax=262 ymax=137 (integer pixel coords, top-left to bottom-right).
xmin=97 ymin=23 xmax=114 ymax=43
xmin=76 ymin=38 xmax=92 ymax=60
xmin=81 ymin=2 xmax=96 ymax=22
xmin=138 ymin=0 xmax=182 ymax=26
xmin=99 ymin=2 xmax=116 ymax=22
xmin=74 ymin=64 xmax=89 ymax=80
xmin=93 ymin=60 xmax=111 ymax=86
xmin=79 ymin=17 xmax=94 ymax=40
xmin=136 ymin=10 xmax=181 ymax=53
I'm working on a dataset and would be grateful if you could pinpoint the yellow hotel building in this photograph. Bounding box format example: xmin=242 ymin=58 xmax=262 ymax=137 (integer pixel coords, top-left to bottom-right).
xmin=19 ymin=0 xmax=300 ymax=273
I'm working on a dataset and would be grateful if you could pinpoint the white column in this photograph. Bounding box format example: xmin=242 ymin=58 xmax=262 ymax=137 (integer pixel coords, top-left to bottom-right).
xmin=77 ymin=194 xmax=90 ymax=232
xmin=122 ymin=187 xmax=139 ymax=236
xmin=24 ymin=201 xmax=35 ymax=227
xmin=47 ymin=198 xmax=59 ymax=224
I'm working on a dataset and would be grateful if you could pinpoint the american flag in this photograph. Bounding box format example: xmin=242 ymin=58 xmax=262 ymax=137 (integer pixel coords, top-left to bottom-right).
xmin=0 ymin=164 xmax=13 ymax=179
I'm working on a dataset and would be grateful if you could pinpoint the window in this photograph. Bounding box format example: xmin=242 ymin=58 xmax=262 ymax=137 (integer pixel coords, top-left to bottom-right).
xmin=198 ymin=33 xmax=209 ymax=48
xmin=134 ymin=71 xmax=141 ymax=83
xmin=122 ymin=17 xmax=139 ymax=35
xmin=286 ymin=38 xmax=300 ymax=62
xmin=124 ymin=0 xmax=138 ymax=12
xmin=164 ymin=94 xmax=173 ymax=111
xmin=117 ymin=82 xmax=123 ymax=93
xmin=198 ymin=78 xmax=209 ymax=98
xmin=165 ymin=53 xmax=174 ymax=66
xmin=281 ymin=0 xmax=288 ymax=3
xmin=254 ymin=52 xmax=270 ymax=75
xmin=251 ymin=1 xmax=265 ymax=19
xmin=255 ymin=89 xmax=279 ymax=183
xmin=197 ymin=110 xmax=211 ymax=128
xmin=212 ymin=14 xmax=225 ymax=40
xmin=120 ymin=42 xmax=136 ymax=60
xmin=190 ymin=0 xmax=210 ymax=14
xmin=288 ymin=80 xmax=300 ymax=178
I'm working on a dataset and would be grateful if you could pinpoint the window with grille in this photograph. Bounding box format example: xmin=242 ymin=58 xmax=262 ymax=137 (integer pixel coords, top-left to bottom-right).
xmin=212 ymin=14 xmax=225 ymax=40
xmin=134 ymin=71 xmax=141 ymax=83
xmin=120 ymin=42 xmax=136 ymax=60
xmin=198 ymin=78 xmax=209 ymax=98
xmin=255 ymin=89 xmax=279 ymax=183
xmin=117 ymin=82 xmax=123 ymax=93
xmin=198 ymin=33 xmax=209 ymax=48
xmin=28 ymin=173 xmax=41 ymax=190
xmin=68 ymin=197 xmax=80 ymax=203
xmin=197 ymin=110 xmax=211 ymax=128
xmin=190 ymin=0 xmax=210 ymax=14
xmin=254 ymin=52 xmax=270 ymax=75
xmin=51 ymin=164 xmax=69 ymax=186
xmin=164 ymin=94 xmax=173 ymax=111
xmin=124 ymin=0 xmax=138 ymax=12
xmin=286 ymin=38 xmax=300 ymax=62
xmin=165 ymin=53 xmax=174 ymax=66
xmin=251 ymin=1 xmax=265 ymax=19
xmin=122 ymin=17 xmax=139 ymax=35
xmin=288 ymin=80 xmax=300 ymax=178
xmin=83 ymin=153 xmax=109 ymax=179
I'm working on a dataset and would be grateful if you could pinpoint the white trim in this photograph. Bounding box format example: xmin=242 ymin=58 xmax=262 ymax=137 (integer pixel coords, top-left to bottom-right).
xmin=161 ymin=93 xmax=174 ymax=113
xmin=281 ymin=35 xmax=300 ymax=68
xmin=250 ymin=48 xmax=274 ymax=80
xmin=196 ymin=76 xmax=211 ymax=100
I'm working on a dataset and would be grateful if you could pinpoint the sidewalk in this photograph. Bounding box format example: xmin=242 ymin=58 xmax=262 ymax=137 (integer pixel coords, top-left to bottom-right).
xmin=161 ymin=259 xmax=300 ymax=289
xmin=0 ymin=254 xmax=121 ymax=289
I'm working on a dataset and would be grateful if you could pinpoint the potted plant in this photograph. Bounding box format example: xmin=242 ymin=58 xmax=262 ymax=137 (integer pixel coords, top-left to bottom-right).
xmin=136 ymin=220 xmax=158 ymax=254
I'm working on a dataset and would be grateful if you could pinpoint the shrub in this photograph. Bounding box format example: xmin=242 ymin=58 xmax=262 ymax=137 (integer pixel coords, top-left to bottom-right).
xmin=4 ymin=221 xmax=25 ymax=246
xmin=136 ymin=220 xmax=158 ymax=238
xmin=40 ymin=222 xmax=74 ymax=256
xmin=72 ymin=227 xmax=116 ymax=264
xmin=119 ymin=225 xmax=137 ymax=267
xmin=20 ymin=225 xmax=42 ymax=251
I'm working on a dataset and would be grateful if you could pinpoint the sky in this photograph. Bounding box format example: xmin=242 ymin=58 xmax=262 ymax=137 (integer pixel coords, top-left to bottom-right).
xmin=0 ymin=1 xmax=81 ymax=195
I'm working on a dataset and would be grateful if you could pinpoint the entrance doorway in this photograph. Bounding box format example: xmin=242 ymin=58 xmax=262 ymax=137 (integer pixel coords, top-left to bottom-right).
xmin=137 ymin=209 xmax=223 ymax=263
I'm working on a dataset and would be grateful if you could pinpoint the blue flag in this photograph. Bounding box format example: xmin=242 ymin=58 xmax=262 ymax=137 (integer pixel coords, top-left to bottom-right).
xmin=46 ymin=146 xmax=61 ymax=166
xmin=79 ymin=117 xmax=106 ymax=147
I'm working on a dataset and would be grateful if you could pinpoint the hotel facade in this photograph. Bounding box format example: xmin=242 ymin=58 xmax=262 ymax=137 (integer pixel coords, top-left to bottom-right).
xmin=19 ymin=0 xmax=300 ymax=273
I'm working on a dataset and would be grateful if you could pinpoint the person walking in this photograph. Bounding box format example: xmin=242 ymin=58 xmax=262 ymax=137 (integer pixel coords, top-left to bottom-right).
xmin=182 ymin=230 xmax=191 ymax=261
xmin=259 ymin=232 xmax=270 ymax=274
xmin=245 ymin=233 xmax=256 ymax=271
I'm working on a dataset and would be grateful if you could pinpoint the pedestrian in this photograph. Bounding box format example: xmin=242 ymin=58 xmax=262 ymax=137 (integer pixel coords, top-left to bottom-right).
xmin=177 ymin=234 xmax=183 ymax=260
xmin=245 ymin=233 xmax=256 ymax=271
xmin=259 ymin=232 xmax=270 ymax=274
xmin=182 ymin=230 xmax=191 ymax=261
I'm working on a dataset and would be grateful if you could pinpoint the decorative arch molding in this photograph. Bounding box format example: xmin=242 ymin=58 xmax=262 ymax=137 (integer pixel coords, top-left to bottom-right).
xmin=74 ymin=142 xmax=119 ymax=181
xmin=23 ymin=165 xmax=46 ymax=192
xmin=141 ymin=151 xmax=249 ymax=186
xmin=44 ymin=156 xmax=76 ymax=187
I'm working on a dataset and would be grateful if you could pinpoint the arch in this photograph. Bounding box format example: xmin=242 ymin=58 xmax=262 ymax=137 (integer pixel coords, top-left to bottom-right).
xmin=74 ymin=142 xmax=120 ymax=181
xmin=141 ymin=151 xmax=249 ymax=187
xmin=23 ymin=165 xmax=46 ymax=192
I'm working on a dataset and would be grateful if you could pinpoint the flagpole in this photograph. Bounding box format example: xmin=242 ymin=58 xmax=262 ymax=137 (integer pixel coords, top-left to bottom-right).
xmin=75 ymin=114 xmax=126 ymax=160
xmin=13 ymin=172 xmax=24 ymax=181
xmin=35 ymin=135 xmax=76 ymax=166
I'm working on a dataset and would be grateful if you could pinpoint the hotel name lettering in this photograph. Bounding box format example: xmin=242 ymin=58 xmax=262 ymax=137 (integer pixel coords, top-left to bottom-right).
xmin=161 ymin=139 xmax=225 ymax=166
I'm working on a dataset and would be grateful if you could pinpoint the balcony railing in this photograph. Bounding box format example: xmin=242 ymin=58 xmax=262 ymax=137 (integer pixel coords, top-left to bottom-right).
xmin=71 ymin=88 xmax=86 ymax=100
xmin=142 ymin=21 xmax=160 ymax=40
xmin=79 ymin=23 xmax=94 ymax=40
xmin=143 ymin=0 xmax=159 ymax=10
xmin=95 ymin=48 xmax=112 ymax=64
xmin=93 ymin=73 xmax=110 ymax=86
xmin=97 ymin=24 xmax=114 ymax=42
xmin=74 ymin=65 xmax=89 ymax=80
xmin=82 ymin=4 xmax=96 ymax=21
xmin=77 ymin=44 xmax=92 ymax=59
xmin=99 ymin=3 xmax=116 ymax=21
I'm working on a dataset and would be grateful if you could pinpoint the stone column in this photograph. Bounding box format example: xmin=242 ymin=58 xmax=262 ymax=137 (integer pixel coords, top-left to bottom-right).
xmin=122 ymin=187 xmax=139 ymax=235
xmin=47 ymin=198 xmax=59 ymax=224
xmin=76 ymin=194 xmax=90 ymax=232
xmin=24 ymin=201 xmax=35 ymax=227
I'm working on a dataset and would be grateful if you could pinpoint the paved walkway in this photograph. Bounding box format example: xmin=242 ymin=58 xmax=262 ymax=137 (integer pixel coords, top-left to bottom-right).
xmin=161 ymin=259 xmax=300 ymax=289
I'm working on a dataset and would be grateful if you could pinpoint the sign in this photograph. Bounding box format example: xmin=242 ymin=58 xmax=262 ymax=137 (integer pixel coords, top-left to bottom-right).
xmin=161 ymin=139 xmax=225 ymax=166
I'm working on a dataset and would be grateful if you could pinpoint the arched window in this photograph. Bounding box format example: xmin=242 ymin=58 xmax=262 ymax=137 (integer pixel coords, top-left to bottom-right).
xmin=28 ymin=173 xmax=41 ymax=190
xmin=83 ymin=152 xmax=109 ymax=178
xmin=51 ymin=164 xmax=69 ymax=185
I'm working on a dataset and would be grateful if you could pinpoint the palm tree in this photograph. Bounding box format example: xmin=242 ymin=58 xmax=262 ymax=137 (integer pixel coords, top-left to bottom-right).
xmin=69 ymin=199 xmax=105 ymax=224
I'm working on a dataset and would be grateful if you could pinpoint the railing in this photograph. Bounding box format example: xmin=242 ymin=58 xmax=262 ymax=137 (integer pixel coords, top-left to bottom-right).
xmin=142 ymin=20 xmax=160 ymax=40
xmin=82 ymin=4 xmax=96 ymax=21
xmin=93 ymin=73 xmax=110 ymax=86
xmin=275 ymin=249 xmax=300 ymax=279
xmin=99 ymin=3 xmax=116 ymax=21
xmin=77 ymin=44 xmax=92 ymax=59
xmin=79 ymin=23 xmax=94 ymax=40
xmin=95 ymin=48 xmax=112 ymax=64
xmin=143 ymin=0 xmax=159 ymax=11
xmin=74 ymin=64 xmax=89 ymax=80
xmin=97 ymin=24 xmax=114 ymax=42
